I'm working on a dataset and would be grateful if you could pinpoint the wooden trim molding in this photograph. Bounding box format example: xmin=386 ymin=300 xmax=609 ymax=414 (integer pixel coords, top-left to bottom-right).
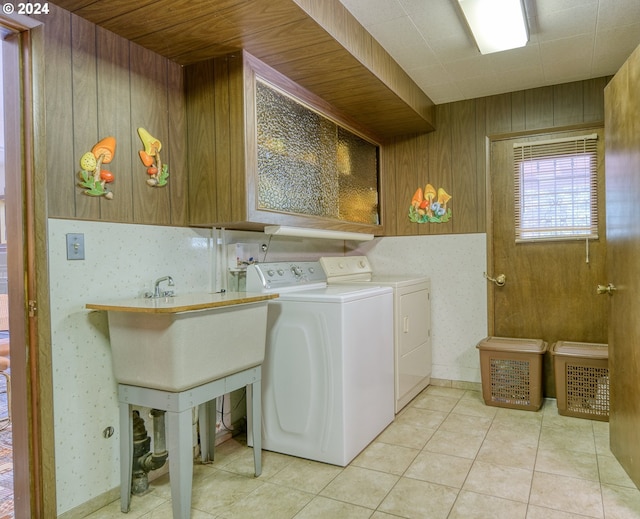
xmin=1 ymin=14 xmax=56 ymax=517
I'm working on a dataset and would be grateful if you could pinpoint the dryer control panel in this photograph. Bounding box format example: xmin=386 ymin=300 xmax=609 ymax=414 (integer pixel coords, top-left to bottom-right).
xmin=320 ymin=256 xmax=373 ymax=282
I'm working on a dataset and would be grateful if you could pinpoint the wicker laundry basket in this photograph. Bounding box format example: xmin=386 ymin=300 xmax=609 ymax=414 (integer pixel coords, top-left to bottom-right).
xmin=477 ymin=336 xmax=547 ymax=411
xmin=551 ymin=341 xmax=609 ymax=421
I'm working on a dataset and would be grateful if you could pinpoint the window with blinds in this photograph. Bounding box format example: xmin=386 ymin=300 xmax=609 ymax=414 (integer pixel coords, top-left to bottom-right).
xmin=513 ymin=134 xmax=598 ymax=242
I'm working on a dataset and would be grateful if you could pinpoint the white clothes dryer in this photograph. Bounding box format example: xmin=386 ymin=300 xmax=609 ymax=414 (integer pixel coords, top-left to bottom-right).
xmin=320 ymin=256 xmax=431 ymax=412
xmin=246 ymin=261 xmax=394 ymax=466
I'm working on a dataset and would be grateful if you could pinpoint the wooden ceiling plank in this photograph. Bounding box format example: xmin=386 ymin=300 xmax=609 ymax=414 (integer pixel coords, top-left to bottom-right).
xmin=170 ymin=45 xmax=244 ymax=67
xmin=167 ymin=17 xmax=335 ymax=66
xmin=73 ymin=0 xmax=161 ymax=24
xmin=256 ymin=40 xmax=342 ymax=67
xmin=49 ymin=0 xmax=96 ymax=10
xmin=50 ymin=0 xmax=435 ymax=137
xmin=65 ymin=0 xmax=254 ymax=40
xmin=124 ymin=0 xmax=304 ymax=47
xmin=271 ymin=50 xmax=364 ymax=83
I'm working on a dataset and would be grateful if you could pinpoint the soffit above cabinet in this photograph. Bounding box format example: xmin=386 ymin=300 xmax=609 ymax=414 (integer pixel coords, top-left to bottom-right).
xmin=49 ymin=0 xmax=435 ymax=139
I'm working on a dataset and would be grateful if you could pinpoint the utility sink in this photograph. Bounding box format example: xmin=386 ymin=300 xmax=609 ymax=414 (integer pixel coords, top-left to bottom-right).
xmin=87 ymin=292 xmax=278 ymax=392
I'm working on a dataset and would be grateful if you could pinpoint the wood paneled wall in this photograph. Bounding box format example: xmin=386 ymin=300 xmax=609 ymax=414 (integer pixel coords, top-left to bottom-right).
xmin=36 ymin=4 xmax=612 ymax=237
xmin=382 ymin=77 xmax=612 ymax=236
xmin=35 ymin=4 xmax=188 ymax=225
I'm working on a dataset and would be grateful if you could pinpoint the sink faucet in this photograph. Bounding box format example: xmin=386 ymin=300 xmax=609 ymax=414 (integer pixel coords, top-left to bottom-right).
xmin=154 ymin=276 xmax=175 ymax=298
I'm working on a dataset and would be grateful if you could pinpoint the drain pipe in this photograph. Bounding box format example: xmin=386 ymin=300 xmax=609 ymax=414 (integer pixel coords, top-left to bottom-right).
xmin=131 ymin=409 xmax=169 ymax=495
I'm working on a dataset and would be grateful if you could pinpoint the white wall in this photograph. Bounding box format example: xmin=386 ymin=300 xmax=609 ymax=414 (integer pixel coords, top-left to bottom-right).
xmin=354 ymin=234 xmax=488 ymax=383
xmin=48 ymin=218 xmax=487 ymax=514
xmin=48 ymin=219 xmax=213 ymax=514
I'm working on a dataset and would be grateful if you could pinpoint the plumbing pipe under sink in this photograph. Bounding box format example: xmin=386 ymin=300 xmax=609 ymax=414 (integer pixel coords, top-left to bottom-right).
xmin=131 ymin=409 xmax=168 ymax=495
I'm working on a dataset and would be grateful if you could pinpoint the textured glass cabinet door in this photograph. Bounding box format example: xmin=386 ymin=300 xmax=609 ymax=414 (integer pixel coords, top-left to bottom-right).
xmin=256 ymin=80 xmax=380 ymax=225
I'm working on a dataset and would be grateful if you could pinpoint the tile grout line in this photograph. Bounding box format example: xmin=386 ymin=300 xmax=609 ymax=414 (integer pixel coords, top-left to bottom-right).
xmin=523 ymin=399 xmax=546 ymax=518
xmin=442 ymin=388 xmax=483 ymax=518
xmin=593 ymin=420 xmax=607 ymax=519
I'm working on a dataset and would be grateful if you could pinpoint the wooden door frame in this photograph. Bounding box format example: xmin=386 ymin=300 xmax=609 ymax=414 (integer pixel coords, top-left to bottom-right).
xmin=484 ymin=135 xmax=496 ymax=336
xmin=2 ymin=14 xmax=55 ymax=517
xmin=485 ymin=123 xmax=606 ymax=337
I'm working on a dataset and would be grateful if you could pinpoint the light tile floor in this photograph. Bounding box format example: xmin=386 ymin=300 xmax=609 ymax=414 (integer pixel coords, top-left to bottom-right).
xmin=85 ymin=386 xmax=640 ymax=518
xmin=0 ymin=372 xmax=13 ymax=519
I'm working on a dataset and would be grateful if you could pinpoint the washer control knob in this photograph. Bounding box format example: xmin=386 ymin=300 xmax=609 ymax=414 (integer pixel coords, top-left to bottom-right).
xmin=359 ymin=260 xmax=366 ymax=268
xmin=277 ymin=269 xmax=284 ymax=276
xmin=267 ymin=269 xmax=275 ymax=277
xmin=291 ymin=266 xmax=303 ymax=276
xmin=308 ymin=267 xmax=315 ymax=274
xmin=339 ymin=262 xmax=345 ymax=269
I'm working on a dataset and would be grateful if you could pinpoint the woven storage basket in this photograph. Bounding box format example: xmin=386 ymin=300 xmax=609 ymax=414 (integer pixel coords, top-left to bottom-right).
xmin=476 ymin=336 xmax=547 ymax=411
xmin=551 ymin=341 xmax=609 ymax=421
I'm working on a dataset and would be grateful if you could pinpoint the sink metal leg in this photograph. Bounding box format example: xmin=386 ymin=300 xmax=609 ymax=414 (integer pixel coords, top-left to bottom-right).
xmin=198 ymin=399 xmax=217 ymax=463
xmin=117 ymin=366 xmax=262 ymax=516
xmin=250 ymin=378 xmax=262 ymax=476
xmin=119 ymin=402 xmax=133 ymax=513
xmin=167 ymin=408 xmax=194 ymax=518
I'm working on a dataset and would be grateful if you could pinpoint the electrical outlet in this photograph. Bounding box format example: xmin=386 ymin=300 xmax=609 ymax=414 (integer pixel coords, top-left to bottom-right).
xmin=66 ymin=233 xmax=85 ymax=260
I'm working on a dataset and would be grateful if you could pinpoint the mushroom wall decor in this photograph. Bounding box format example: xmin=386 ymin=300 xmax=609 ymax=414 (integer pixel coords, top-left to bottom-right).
xmin=137 ymin=127 xmax=169 ymax=187
xmin=409 ymin=183 xmax=452 ymax=223
xmin=77 ymin=136 xmax=117 ymax=199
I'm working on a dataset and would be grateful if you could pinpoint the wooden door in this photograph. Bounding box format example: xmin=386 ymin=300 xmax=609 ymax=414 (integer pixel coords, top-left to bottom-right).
xmin=604 ymin=45 xmax=640 ymax=488
xmin=488 ymin=129 xmax=608 ymax=395
xmin=3 ymin=18 xmax=56 ymax=516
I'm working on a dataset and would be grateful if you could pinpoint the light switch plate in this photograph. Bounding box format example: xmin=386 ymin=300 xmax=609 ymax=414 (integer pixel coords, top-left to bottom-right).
xmin=66 ymin=233 xmax=85 ymax=260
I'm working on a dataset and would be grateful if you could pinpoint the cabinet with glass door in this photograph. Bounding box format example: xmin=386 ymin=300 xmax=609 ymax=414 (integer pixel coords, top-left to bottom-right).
xmin=185 ymin=50 xmax=383 ymax=235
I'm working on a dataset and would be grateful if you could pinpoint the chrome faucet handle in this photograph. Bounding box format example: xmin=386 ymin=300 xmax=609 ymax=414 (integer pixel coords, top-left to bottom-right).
xmin=152 ymin=276 xmax=176 ymax=298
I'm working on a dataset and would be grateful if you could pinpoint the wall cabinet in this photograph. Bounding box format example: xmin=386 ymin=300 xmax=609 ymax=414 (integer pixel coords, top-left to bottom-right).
xmin=185 ymin=51 xmax=383 ymax=235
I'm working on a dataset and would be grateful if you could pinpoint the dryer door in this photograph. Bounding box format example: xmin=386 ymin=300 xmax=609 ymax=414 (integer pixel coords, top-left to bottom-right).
xmin=397 ymin=285 xmax=432 ymax=409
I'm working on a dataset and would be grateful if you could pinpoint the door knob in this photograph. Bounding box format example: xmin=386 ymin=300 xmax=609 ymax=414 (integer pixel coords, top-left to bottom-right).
xmin=484 ymin=272 xmax=506 ymax=287
xmin=596 ymin=283 xmax=617 ymax=295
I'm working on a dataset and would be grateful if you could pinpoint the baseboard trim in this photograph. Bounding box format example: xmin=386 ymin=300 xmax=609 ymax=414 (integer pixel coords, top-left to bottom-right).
xmin=430 ymin=377 xmax=482 ymax=392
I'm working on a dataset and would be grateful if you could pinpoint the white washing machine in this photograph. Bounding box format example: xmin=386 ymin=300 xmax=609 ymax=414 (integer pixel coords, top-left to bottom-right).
xmin=246 ymin=261 xmax=394 ymax=466
xmin=320 ymin=256 xmax=431 ymax=412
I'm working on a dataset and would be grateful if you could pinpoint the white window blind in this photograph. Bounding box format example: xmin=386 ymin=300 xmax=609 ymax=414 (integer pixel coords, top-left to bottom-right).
xmin=513 ymin=134 xmax=598 ymax=242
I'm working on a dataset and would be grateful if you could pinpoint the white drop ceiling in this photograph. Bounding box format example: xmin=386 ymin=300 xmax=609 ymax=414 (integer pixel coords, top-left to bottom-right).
xmin=339 ymin=0 xmax=640 ymax=104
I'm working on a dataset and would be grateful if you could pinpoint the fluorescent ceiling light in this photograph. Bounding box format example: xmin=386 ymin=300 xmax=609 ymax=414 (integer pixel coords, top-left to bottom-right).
xmin=264 ymin=225 xmax=374 ymax=241
xmin=457 ymin=0 xmax=529 ymax=55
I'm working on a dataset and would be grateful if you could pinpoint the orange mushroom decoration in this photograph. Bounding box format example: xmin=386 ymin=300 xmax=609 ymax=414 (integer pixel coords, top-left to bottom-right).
xmin=137 ymin=128 xmax=169 ymax=187
xmin=408 ymin=183 xmax=452 ymax=224
xmin=77 ymin=136 xmax=117 ymax=199
xmin=100 ymin=170 xmax=115 ymax=184
xmin=92 ymin=137 xmax=116 ymax=173
xmin=138 ymin=150 xmax=154 ymax=167
xmin=411 ymin=187 xmax=423 ymax=209
xmin=423 ymin=183 xmax=437 ymax=217
xmin=437 ymin=188 xmax=451 ymax=210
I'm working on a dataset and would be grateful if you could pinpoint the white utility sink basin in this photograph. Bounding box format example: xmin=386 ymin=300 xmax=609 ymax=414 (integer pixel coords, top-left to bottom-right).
xmin=87 ymin=292 xmax=277 ymax=392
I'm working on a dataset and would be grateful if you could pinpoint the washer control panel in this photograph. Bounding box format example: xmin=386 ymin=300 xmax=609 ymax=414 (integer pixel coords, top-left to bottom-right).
xmin=246 ymin=261 xmax=327 ymax=291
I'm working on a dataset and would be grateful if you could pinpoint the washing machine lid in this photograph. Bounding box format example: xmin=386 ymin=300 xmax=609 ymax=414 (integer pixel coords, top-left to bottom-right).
xmin=320 ymin=256 xmax=429 ymax=288
xmin=276 ymin=284 xmax=392 ymax=303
